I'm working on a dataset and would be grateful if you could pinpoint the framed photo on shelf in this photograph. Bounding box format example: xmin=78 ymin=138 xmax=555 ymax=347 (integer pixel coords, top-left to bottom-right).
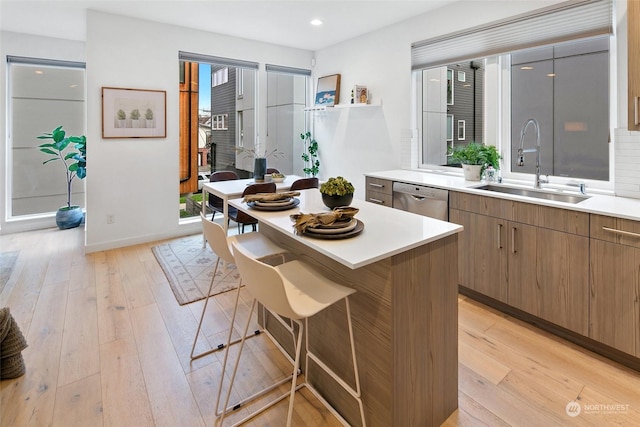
xmin=102 ymin=87 xmax=166 ymax=138
xmin=354 ymin=85 xmax=368 ymax=104
xmin=315 ymin=74 xmax=341 ymax=107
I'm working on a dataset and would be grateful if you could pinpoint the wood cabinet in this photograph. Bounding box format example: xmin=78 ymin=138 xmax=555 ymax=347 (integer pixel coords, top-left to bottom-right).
xmin=629 ymin=0 xmax=640 ymax=131
xmin=450 ymin=192 xmax=589 ymax=334
xmin=365 ymin=177 xmax=392 ymax=207
xmin=590 ymin=214 xmax=640 ymax=356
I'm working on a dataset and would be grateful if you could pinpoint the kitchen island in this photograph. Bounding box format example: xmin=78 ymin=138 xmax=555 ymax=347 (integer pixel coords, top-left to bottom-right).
xmin=229 ymin=189 xmax=463 ymax=427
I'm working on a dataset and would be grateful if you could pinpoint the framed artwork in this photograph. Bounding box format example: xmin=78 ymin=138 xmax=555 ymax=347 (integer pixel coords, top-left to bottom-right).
xmin=102 ymin=87 xmax=166 ymax=138
xmin=315 ymin=74 xmax=341 ymax=107
xmin=354 ymin=85 xmax=368 ymax=104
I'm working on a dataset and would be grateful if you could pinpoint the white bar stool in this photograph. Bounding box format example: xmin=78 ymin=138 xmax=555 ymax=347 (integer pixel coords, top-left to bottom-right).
xmin=190 ymin=213 xmax=288 ymax=360
xmin=217 ymin=240 xmax=367 ymax=427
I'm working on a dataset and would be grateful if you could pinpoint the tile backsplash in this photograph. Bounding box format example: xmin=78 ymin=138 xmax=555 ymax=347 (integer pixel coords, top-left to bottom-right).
xmin=615 ymin=129 xmax=640 ymax=199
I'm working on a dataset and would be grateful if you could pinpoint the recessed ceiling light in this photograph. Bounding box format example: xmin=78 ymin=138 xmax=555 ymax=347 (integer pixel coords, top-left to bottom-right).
xmin=35 ymin=70 xmax=43 ymax=75
xmin=69 ymin=84 xmax=78 ymax=88
xmin=310 ymin=19 xmax=323 ymax=26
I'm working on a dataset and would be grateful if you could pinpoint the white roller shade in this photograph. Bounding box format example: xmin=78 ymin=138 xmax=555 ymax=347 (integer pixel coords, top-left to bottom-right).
xmin=178 ymin=51 xmax=258 ymax=69
xmin=411 ymin=0 xmax=613 ymax=70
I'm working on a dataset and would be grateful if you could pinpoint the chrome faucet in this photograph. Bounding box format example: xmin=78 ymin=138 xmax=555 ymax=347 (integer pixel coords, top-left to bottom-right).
xmin=517 ymin=118 xmax=548 ymax=189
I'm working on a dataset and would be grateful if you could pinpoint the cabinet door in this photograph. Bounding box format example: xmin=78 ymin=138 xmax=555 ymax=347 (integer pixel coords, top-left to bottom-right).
xmin=590 ymin=239 xmax=640 ymax=356
xmin=507 ymin=222 xmax=538 ymax=314
xmin=450 ymin=209 xmax=508 ymax=302
xmin=537 ymin=228 xmax=589 ymax=335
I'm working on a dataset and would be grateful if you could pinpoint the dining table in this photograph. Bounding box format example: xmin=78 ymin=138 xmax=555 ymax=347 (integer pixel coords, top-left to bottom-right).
xmin=228 ymin=188 xmax=463 ymax=427
xmin=200 ymin=174 xmax=304 ymax=235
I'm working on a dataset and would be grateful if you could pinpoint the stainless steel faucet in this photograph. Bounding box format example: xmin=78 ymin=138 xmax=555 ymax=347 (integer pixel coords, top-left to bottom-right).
xmin=517 ymin=118 xmax=548 ymax=189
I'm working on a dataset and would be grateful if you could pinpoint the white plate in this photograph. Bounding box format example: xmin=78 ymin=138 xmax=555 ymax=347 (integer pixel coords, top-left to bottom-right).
xmin=306 ymin=218 xmax=358 ymax=235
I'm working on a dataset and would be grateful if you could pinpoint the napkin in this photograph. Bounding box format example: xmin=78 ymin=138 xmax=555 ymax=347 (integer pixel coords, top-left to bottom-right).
xmin=243 ymin=191 xmax=301 ymax=203
xmin=290 ymin=207 xmax=359 ymax=234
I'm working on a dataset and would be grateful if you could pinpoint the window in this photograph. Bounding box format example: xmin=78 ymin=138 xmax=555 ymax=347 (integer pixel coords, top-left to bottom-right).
xmin=7 ymin=57 xmax=85 ymax=218
xmin=414 ymin=0 xmax=613 ymax=185
xmin=212 ymin=114 xmax=228 ymax=130
xmin=212 ymin=67 xmax=228 ymax=87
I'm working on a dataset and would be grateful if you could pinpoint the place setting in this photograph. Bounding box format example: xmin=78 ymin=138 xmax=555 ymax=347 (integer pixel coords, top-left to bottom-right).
xmin=290 ymin=206 xmax=364 ymax=240
xmin=243 ymin=191 xmax=301 ymax=211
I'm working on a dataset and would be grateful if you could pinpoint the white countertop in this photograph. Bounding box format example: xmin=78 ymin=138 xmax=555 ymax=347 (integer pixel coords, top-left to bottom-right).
xmin=366 ymin=169 xmax=640 ymax=222
xmin=229 ymin=189 xmax=463 ymax=269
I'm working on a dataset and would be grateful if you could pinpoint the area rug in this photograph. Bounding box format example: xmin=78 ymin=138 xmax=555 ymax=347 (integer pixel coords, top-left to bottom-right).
xmin=0 ymin=251 xmax=19 ymax=295
xmin=152 ymin=234 xmax=241 ymax=306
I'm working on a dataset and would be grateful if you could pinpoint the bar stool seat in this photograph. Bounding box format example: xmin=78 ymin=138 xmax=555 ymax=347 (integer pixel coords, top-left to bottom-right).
xmin=190 ymin=213 xmax=287 ymax=361
xmin=217 ymin=240 xmax=367 ymax=427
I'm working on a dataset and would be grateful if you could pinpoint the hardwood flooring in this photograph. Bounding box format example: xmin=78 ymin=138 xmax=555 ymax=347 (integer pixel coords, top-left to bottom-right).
xmin=1 ymin=226 xmax=640 ymax=426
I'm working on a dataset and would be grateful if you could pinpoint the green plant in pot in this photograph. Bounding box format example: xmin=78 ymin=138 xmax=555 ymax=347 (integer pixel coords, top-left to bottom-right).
xmin=449 ymin=142 xmax=501 ymax=181
xmin=37 ymin=126 xmax=86 ymax=229
xmin=320 ymin=176 xmax=354 ymax=209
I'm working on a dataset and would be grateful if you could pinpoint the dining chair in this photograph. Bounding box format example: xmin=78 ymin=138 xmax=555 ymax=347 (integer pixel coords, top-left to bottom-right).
xmin=191 ymin=213 xmax=288 ymax=360
xmin=266 ymin=168 xmax=280 ymax=174
xmin=228 ymin=182 xmax=276 ymax=233
xmin=289 ymin=177 xmax=319 ymax=191
xmin=217 ymin=240 xmax=366 ymax=427
xmin=208 ymin=171 xmax=239 ymax=221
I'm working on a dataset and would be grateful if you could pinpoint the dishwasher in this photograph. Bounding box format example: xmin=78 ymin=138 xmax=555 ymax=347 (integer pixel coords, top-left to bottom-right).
xmin=392 ymin=182 xmax=449 ymax=221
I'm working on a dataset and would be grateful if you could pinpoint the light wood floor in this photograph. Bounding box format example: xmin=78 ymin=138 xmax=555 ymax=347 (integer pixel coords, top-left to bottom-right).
xmin=1 ymin=226 xmax=640 ymax=426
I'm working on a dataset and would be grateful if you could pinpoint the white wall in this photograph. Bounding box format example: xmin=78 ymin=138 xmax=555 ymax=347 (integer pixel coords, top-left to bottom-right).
xmin=85 ymin=11 xmax=312 ymax=252
xmin=0 ymin=31 xmax=86 ymax=234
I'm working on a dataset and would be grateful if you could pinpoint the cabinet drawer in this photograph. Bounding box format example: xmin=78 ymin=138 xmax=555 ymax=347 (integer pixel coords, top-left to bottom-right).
xmin=366 ymin=190 xmax=392 ymax=207
xmin=449 ymin=191 xmax=535 ymax=224
xmin=591 ymin=214 xmax=640 ymax=248
xmin=365 ymin=177 xmax=392 ymax=195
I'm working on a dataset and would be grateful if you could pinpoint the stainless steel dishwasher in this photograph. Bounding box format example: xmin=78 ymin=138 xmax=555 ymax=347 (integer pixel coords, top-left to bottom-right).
xmin=392 ymin=182 xmax=449 ymax=221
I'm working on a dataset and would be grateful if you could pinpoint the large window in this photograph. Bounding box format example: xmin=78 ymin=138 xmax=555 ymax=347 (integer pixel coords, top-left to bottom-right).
xmin=7 ymin=57 xmax=85 ymax=218
xmin=415 ymin=0 xmax=613 ymax=185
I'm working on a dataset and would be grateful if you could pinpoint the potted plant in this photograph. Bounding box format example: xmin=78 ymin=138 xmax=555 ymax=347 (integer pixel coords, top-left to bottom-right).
xmin=450 ymin=142 xmax=501 ymax=181
xmin=320 ymin=176 xmax=354 ymax=209
xmin=236 ymin=145 xmax=283 ymax=182
xmin=145 ymin=108 xmax=154 ymax=128
xmin=117 ymin=109 xmax=126 ymax=128
xmin=130 ymin=109 xmax=141 ymax=128
xmin=300 ymin=131 xmax=320 ymax=177
xmin=37 ymin=126 xmax=87 ymax=229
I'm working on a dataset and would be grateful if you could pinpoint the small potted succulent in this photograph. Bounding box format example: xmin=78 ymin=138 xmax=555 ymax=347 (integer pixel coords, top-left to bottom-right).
xmin=117 ymin=109 xmax=126 ymax=128
xmin=130 ymin=109 xmax=141 ymax=128
xmin=319 ymin=176 xmax=355 ymax=209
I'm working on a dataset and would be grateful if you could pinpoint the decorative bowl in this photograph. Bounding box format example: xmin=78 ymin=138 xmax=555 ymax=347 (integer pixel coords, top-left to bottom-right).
xmin=271 ymin=173 xmax=285 ymax=183
xmin=321 ymin=192 xmax=354 ymax=209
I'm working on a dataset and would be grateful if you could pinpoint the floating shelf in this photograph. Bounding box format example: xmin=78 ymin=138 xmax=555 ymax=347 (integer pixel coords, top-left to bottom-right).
xmin=303 ymin=100 xmax=382 ymax=112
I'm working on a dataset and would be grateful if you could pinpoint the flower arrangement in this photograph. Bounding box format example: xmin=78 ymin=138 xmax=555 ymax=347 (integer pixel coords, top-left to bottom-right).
xmin=320 ymin=176 xmax=354 ymax=196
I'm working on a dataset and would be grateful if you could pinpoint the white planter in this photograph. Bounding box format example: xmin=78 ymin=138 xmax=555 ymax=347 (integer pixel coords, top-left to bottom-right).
xmin=117 ymin=119 xmax=126 ymax=128
xmin=131 ymin=119 xmax=140 ymax=128
xmin=146 ymin=119 xmax=154 ymax=128
xmin=462 ymin=164 xmax=482 ymax=181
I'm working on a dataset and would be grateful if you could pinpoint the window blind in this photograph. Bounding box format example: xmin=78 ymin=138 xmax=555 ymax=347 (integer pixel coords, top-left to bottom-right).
xmin=178 ymin=51 xmax=258 ymax=69
xmin=6 ymin=55 xmax=85 ymax=69
xmin=411 ymin=0 xmax=613 ymax=70
xmin=265 ymin=64 xmax=311 ymax=76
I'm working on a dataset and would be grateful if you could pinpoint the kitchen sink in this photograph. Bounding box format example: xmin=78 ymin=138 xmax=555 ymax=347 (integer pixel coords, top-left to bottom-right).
xmin=475 ymin=184 xmax=590 ymax=204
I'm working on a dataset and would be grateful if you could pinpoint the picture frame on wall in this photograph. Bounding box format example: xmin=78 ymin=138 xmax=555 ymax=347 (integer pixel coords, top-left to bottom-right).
xmin=354 ymin=85 xmax=368 ymax=104
xmin=102 ymin=87 xmax=166 ymax=138
xmin=315 ymin=74 xmax=341 ymax=107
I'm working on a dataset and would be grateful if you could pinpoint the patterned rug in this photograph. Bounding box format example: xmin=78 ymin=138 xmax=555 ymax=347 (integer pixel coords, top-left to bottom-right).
xmin=152 ymin=234 xmax=241 ymax=306
xmin=0 ymin=251 xmax=19 ymax=295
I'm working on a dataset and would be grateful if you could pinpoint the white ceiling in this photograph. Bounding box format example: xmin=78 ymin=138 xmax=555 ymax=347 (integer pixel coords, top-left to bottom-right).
xmin=0 ymin=0 xmax=455 ymax=51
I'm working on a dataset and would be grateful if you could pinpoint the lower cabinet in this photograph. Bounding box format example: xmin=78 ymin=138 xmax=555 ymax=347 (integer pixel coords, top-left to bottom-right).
xmin=450 ymin=192 xmax=589 ymax=335
xmin=590 ymin=215 xmax=640 ymax=357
